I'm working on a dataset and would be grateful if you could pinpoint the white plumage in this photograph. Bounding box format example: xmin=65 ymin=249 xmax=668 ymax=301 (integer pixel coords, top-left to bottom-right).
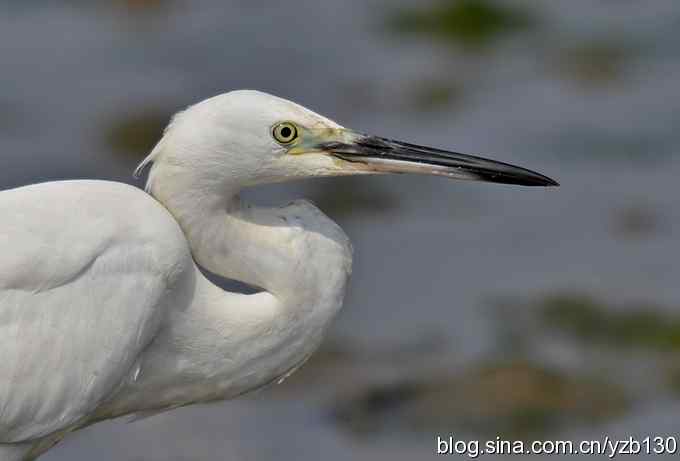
xmin=0 ymin=90 xmax=556 ymax=460
xmin=0 ymin=181 xmax=187 ymax=442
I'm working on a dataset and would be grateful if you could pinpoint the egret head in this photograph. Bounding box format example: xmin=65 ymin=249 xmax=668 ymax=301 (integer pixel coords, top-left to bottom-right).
xmin=137 ymin=90 xmax=557 ymax=198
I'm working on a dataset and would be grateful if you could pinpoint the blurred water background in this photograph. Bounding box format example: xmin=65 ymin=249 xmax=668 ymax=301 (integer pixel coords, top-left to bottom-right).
xmin=1 ymin=0 xmax=680 ymax=459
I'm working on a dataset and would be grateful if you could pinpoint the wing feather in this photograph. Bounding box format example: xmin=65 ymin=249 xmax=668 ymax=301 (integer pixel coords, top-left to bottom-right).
xmin=0 ymin=181 xmax=190 ymax=442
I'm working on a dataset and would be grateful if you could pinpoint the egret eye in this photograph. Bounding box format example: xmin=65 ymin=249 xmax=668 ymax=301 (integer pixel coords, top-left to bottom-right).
xmin=272 ymin=122 xmax=298 ymax=145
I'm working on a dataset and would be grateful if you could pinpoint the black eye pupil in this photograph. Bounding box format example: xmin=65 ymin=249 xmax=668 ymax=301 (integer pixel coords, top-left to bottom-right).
xmin=280 ymin=126 xmax=292 ymax=138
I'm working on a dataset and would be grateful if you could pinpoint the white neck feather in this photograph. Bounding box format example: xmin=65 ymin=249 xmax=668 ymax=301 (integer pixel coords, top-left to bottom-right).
xmin=153 ymin=171 xmax=353 ymax=305
xmin=103 ymin=166 xmax=352 ymax=416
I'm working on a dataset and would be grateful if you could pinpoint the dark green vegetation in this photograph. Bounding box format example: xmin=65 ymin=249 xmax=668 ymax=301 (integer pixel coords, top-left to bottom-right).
xmin=333 ymin=361 xmax=628 ymax=439
xmin=539 ymin=294 xmax=680 ymax=351
xmin=389 ymin=0 xmax=532 ymax=49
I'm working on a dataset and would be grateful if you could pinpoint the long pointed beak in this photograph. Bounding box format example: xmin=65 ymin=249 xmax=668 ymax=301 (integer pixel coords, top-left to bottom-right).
xmin=320 ymin=134 xmax=558 ymax=187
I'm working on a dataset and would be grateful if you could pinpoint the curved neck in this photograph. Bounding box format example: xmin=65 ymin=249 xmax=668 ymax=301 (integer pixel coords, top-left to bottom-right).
xmin=151 ymin=169 xmax=353 ymax=307
xmin=103 ymin=171 xmax=354 ymax=416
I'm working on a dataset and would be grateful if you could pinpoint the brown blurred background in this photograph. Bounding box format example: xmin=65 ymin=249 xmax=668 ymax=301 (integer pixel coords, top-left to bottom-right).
xmin=2 ymin=0 xmax=680 ymax=459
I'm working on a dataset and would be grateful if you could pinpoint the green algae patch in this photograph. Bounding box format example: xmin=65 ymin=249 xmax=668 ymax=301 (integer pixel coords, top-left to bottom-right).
xmin=332 ymin=360 xmax=628 ymax=439
xmin=540 ymin=294 xmax=680 ymax=352
xmin=389 ymin=0 xmax=533 ymax=50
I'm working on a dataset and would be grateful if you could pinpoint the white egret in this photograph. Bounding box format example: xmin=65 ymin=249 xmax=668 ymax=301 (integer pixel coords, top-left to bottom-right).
xmin=0 ymin=90 xmax=557 ymax=460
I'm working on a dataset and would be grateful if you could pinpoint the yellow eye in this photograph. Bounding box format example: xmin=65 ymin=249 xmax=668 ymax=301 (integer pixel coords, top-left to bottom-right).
xmin=272 ymin=122 xmax=299 ymax=145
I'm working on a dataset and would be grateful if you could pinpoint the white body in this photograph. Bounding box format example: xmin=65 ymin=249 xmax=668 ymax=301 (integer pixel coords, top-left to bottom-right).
xmin=0 ymin=180 xmax=351 ymax=460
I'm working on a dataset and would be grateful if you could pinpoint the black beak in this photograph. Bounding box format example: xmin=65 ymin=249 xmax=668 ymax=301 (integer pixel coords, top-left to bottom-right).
xmin=323 ymin=135 xmax=558 ymax=187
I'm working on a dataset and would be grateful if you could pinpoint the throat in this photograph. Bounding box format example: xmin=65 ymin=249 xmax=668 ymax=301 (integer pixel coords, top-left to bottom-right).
xmin=164 ymin=186 xmax=353 ymax=306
